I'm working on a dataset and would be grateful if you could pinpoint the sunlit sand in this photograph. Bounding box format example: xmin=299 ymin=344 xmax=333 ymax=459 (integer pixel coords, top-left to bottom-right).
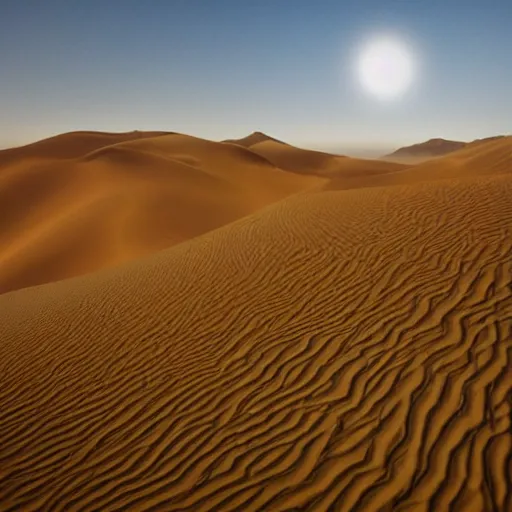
xmin=0 ymin=132 xmax=511 ymax=510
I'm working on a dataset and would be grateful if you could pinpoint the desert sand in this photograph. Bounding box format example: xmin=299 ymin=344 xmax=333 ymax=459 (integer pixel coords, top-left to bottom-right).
xmin=0 ymin=132 xmax=323 ymax=294
xmin=384 ymin=135 xmax=506 ymax=164
xmin=0 ymin=133 xmax=511 ymax=511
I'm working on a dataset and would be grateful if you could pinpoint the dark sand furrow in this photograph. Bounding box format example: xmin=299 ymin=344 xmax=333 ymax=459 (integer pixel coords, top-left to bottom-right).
xmin=60 ymin=392 xmax=320 ymax=508
xmin=82 ymin=414 xmax=328 ymax=512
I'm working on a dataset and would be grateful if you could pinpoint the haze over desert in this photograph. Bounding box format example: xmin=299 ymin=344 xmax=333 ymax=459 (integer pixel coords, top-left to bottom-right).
xmin=1 ymin=1 xmax=511 ymax=511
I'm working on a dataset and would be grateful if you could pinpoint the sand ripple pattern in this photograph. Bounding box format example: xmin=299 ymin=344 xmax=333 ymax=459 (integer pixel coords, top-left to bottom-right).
xmin=0 ymin=176 xmax=511 ymax=511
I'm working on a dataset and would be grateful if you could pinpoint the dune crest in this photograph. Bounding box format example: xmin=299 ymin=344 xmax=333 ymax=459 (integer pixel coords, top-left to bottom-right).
xmin=223 ymin=131 xmax=287 ymax=148
xmin=0 ymin=131 xmax=172 ymax=167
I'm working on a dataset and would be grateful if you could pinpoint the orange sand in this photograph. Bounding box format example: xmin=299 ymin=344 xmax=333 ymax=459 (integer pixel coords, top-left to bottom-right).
xmin=0 ymin=133 xmax=511 ymax=511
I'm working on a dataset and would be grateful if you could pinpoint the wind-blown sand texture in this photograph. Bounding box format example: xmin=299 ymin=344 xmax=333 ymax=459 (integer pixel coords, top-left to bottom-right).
xmin=0 ymin=134 xmax=511 ymax=511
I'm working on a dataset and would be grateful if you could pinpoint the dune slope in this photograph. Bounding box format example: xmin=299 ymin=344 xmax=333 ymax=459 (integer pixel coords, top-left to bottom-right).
xmin=0 ymin=131 xmax=171 ymax=167
xmin=249 ymin=139 xmax=345 ymax=175
xmin=325 ymin=136 xmax=512 ymax=191
xmin=225 ymin=134 xmax=408 ymax=181
xmin=0 ymin=133 xmax=322 ymax=294
xmin=386 ymin=138 xmax=466 ymax=160
xmin=0 ymin=170 xmax=511 ymax=510
xmin=384 ymin=135 xmax=506 ymax=164
xmin=223 ymin=131 xmax=286 ymax=148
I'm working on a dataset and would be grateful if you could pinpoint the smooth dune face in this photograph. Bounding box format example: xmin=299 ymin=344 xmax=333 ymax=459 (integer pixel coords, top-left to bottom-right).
xmin=386 ymin=138 xmax=466 ymax=160
xmin=325 ymin=136 xmax=512 ymax=191
xmin=223 ymin=131 xmax=287 ymax=148
xmin=247 ymin=139 xmax=408 ymax=180
xmin=249 ymin=140 xmax=346 ymax=175
xmin=0 ymin=132 xmax=511 ymax=511
xmin=0 ymin=131 xmax=172 ymax=167
xmin=0 ymin=132 xmax=324 ymax=294
xmin=226 ymin=132 xmax=356 ymax=176
xmin=384 ymin=135 xmax=507 ymax=164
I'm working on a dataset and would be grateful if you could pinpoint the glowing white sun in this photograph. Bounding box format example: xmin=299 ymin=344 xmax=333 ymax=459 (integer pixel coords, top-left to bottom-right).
xmin=358 ymin=36 xmax=415 ymax=100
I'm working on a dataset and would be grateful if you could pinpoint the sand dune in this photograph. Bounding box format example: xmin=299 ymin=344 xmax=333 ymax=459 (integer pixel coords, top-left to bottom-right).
xmin=223 ymin=131 xmax=286 ymax=148
xmin=223 ymin=131 xmax=349 ymax=176
xmin=0 ymin=132 xmax=511 ymax=510
xmin=325 ymin=136 xmax=512 ymax=191
xmin=0 ymin=133 xmax=511 ymax=510
xmin=401 ymin=135 xmax=512 ymax=180
xmin=0 ymin=131 xmax=171 ymax=167
xmin=245 ymin=138 xmax=408 ymax=180
xmin=249 ymin=139 xmax=346 ymax=175
xmin=385 ymin=135 xmax=506 ymax=163
xmin=0 ymin=130 xmax=409 ymax=294
xmin=385 ymin=137 xmax=466 ymax=161
xmin=0 ymin=133 xmax=323 ymax=294
xmin=110 ymin=133 xmax=319 ymax=191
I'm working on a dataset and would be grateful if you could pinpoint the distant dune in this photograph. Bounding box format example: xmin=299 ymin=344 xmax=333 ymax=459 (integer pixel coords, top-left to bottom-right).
xmin=386 ymin=137 xmax=466 ymax=160
xmin=224 ymin=132 xmax=351 ymax=175
xmin=325 ymin=136 xmax=512 ymax=191
xmin=0 ymin=130 xmax=511 ymax=510
xmin=225 ymin=133 xmax=407 ymax=178
xmin=385 ymin=135 xmax=506 ymax=163
xmin=249 ymin=140 xmax=347 ymax=175
xmin=223 ymin=130 xmax=287 ymax=148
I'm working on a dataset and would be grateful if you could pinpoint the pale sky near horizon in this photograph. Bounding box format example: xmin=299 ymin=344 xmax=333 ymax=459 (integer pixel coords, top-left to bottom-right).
xmin=1 ymin=0 xmax=510 ymax=155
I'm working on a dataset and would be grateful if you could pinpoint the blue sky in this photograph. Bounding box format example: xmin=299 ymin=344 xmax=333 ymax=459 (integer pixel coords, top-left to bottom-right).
xmin=1 ymin=0 xmax=510 ymax=154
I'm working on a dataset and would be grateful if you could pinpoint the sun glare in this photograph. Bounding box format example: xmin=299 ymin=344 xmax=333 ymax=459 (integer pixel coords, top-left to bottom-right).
xmin=357 ymin=35 xmax=415 ymax=100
